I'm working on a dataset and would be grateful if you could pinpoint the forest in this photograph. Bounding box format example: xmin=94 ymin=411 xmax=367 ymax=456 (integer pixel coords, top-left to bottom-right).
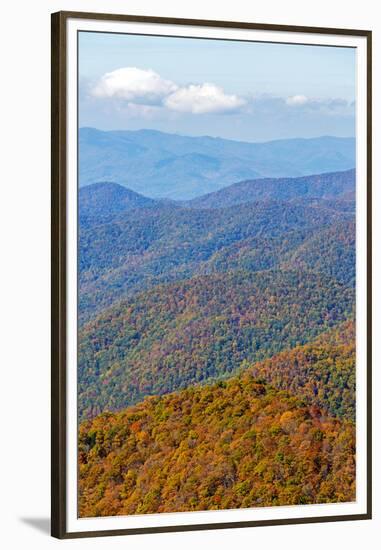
xmin=78 ymin=270 xmax=354 ymax=419
xmin=79 ymin=188 xmax=354 ymax=323
xmin=77 ymin=167 xmax=356 ymax=516
xmin=79 ymin=376 xmax=355 ymax=516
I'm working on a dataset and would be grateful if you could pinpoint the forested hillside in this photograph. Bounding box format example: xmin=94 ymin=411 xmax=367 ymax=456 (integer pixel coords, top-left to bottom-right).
xmin=79 ymin=183 xmax=354 ymax=323
xmin=79 ymin=182 xmax=159 ymax=222
xmin=246 ymin=320 xmax=355 ymax=421
xmin=281 ymin=219 xmax=356 ymax=287
xmin=79 ymin=377 xmax=355 ymax=517
xmin=78 ymin=165 xmax=357 ymax=515
xmin=187 ymin=169 xmax=355 ymax=208
xmin=78 ymin=269 xmax=354 ymax=419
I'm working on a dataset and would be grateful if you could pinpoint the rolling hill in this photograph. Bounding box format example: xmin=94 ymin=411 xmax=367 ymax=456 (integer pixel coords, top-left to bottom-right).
xmin=79 ymin=190 xmax=354 ymax=323
xmin=187 ymin=169 xmax=355 ymax=209
xmin=79 ymin=182 xmax=159 ymax=222
xmin=77 ymin=169 xmax=356 ymax=426
xmin=79 ymin=375 xmax=355 ymax=517
xmin=78 ymin=269 xmax=354 ymax=420
xmin=281 ymin=219 xmax=356 ymax=287
xmin=79 ymin=128 xmax=355 ymax=199
xmin=245 ymin=320 xmax=355 ymax=421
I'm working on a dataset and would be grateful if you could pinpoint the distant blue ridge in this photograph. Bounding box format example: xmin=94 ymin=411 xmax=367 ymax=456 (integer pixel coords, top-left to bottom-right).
xmin=79 ymin=127 xmax=355 ymax=201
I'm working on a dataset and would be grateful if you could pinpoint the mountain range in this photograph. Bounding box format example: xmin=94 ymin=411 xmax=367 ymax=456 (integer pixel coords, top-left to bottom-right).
xmin=77 ymin=161 xmax=357 ymax=515
xmin=78 ymin=167 xmax=356 ymax=421
xmin=79 ymin=128 xmax=355 ymax=199
xmin=79 ymin=169 xmax=355 ymax=324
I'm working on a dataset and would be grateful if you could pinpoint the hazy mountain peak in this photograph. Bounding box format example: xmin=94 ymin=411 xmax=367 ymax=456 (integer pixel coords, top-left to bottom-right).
xmin=79 ymin=128 xmax=356 ymax=200
xmin=79 ymin=181 xmax=158 ymax=220
xmin=188 ymin=168 xmax=355 ymax=209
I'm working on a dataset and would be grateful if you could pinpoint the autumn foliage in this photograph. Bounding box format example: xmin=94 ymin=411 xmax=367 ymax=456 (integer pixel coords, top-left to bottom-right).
xmin=79 ymin=376 xmax=355 ymax=517
xmin=77 ymin=172 xmax=357 ymax=517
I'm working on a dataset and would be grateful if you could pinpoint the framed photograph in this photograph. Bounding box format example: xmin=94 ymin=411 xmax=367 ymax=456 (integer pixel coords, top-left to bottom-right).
xmin=51 ymin=11 xmax=372 ymax=539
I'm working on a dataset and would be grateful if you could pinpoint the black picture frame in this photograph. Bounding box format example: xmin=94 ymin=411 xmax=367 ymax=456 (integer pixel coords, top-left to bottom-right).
xmin=51 ymin=10 xmax=372 ymax=539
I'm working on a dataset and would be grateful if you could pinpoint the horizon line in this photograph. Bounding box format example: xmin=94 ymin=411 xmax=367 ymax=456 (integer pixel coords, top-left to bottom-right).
xmin=79 ymin=126 xmax=356 ymax=146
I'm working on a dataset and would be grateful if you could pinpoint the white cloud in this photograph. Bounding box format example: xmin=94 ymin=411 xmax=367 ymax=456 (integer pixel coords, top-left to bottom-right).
xmin=90 ymin=68 xmax=351 ymax=121
xmin=91 ymin=69 xmax=245 ymax=115
xmin=286 ymin=94 xmax=309 ymax=106
xmin=165 ymin=83 xmax=245 ymax=114
xmin=92 ymin=67 xmax=177 ymax=104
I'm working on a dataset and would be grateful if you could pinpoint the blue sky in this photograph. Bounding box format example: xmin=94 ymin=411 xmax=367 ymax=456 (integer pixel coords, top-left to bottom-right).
xmin=79 ymin=31 xmax=356 ymax=142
